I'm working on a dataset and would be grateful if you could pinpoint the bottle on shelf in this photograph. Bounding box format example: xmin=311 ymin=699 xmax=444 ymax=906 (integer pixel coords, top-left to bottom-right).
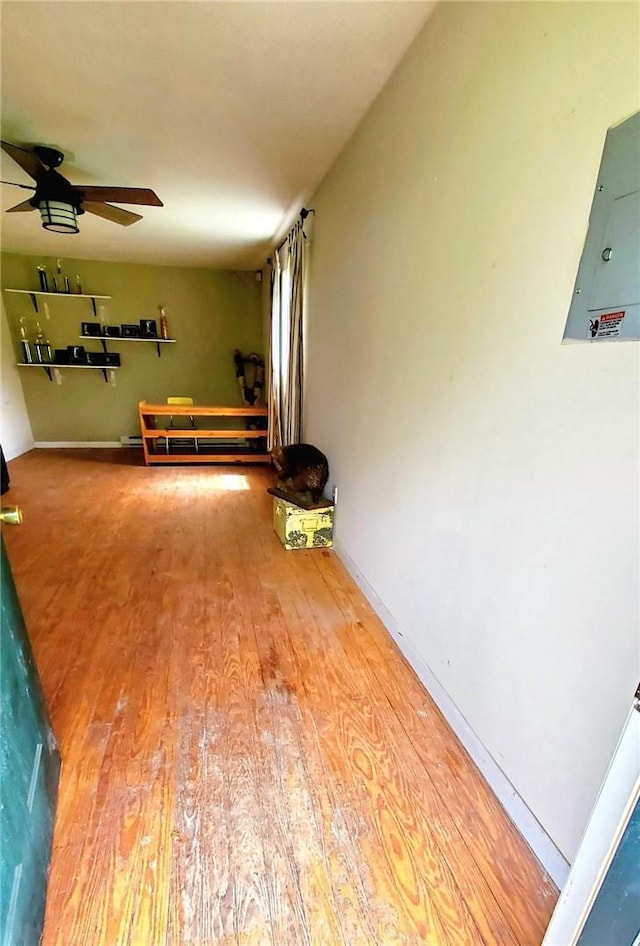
xmin=19 ymin=318 xmax=33 ymax=364
xmin=159 ymin=305 xmax=169 ymax=339
xmin=53 ymin=258 xmax=63 ymax=293
xmin=34 ymin=322 xmax=52 ymax=363
xmin=36 ymin=265 xmax=49 ymax=292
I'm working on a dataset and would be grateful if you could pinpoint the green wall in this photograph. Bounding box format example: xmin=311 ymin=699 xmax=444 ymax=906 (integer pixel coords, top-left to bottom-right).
xmin=1 ymin=253 xmax=263 ymax=442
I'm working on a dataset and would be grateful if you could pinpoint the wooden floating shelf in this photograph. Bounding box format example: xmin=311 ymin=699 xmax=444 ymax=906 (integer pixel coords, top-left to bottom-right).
xmin=5 ymin=287 xmax=110 ymax=316
xmin=17 ymin=363 xmax=120 ymax=370
xmin=5 ymin=289 xmax=111 ymax=300
xmin=80 ymin=335 xmax=176 ymax=357
xmin=80 ymin=336 xmax=176 ymax=344
xmin=17 ymin=362 xmax=120 ymax=383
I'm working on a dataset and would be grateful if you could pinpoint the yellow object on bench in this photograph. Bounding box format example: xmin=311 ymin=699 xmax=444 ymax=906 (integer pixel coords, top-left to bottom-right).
xmin=166 ymin=396 xmax=197 ymax=453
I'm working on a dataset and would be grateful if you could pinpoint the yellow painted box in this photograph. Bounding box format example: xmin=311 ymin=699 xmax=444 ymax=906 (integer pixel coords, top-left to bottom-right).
xmin=272 ymin=497 xmax=334 ymax=550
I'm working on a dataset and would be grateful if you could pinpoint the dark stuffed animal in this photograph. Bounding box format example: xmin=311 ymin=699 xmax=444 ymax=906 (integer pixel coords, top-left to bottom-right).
xmin=271 ymin=443 xmax=329 ymax=504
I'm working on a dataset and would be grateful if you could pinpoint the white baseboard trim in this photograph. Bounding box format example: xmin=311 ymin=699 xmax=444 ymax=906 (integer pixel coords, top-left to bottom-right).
xmin=34 ymin=441 xmax=122 ymax=448
xmin=3 ymin=442 xmax=35 ymax=461
xmin=335 ymin=541 xmax=571 ymax=890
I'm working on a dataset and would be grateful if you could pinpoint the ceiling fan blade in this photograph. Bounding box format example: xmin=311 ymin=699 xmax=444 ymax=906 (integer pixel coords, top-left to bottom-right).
xmin=84 ymin=201 xmax=143 ymax=226
xmin=1 ymin=141 xmax=46 ymax=182
xmin=73 ymin=186 xmax=162 ymax=206
xmin=6 ymin=199 xmax=36 ymax=213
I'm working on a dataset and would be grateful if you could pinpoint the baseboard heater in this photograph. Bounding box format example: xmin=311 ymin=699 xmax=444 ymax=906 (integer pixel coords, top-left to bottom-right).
xmin=120 ymin=435 xmax=143 ymax=447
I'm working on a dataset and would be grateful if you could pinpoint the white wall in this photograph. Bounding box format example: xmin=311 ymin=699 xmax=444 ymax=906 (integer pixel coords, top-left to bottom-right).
xmin=305 ymin=0 xmax=639 ymax=867
xmin=1 ymin=297 xmax=34 ymax=460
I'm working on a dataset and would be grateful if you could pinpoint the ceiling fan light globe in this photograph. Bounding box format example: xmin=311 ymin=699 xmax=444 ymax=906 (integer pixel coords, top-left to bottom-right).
xmin=38 ymin=199 xmax=79 ymax=234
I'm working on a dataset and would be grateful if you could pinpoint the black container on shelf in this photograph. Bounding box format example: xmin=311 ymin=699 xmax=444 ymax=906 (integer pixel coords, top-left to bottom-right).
xmin=140 ymin=319 xmax=157 ymax=338
xmin=54 ymin=349 xmax=71 ymax=364
xmin=81 ymin=321 xmax=103 ymax=337
xmin=67 ymin=345 xmax=87 ymax=364
xmin=104 ymin=326 xmax=121 ymax=338
xmin=121 ymin=324 xmax=141 ymax=338
xmin=37 ymin=266 xmax=49 ymax=292
xmin=86 ymin=352 xmax=120 ymax=367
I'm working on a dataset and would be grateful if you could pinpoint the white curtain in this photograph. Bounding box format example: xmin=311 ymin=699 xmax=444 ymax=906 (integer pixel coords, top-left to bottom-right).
xmin=268 ymin=216 xmax=310 ymax=449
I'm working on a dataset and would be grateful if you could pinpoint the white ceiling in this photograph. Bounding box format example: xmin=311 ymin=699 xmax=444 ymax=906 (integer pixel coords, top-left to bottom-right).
xmin=1 ymin=1 xmax=434 ymax=270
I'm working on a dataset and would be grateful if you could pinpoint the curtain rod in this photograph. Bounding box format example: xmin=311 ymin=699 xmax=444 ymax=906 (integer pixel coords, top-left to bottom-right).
xmin=269 ymin=207 xmax=315 ymax=261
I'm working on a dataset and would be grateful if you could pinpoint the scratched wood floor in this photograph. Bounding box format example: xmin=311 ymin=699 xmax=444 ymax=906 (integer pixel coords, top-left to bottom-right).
xmin=4 ymin=449 xmax=557 ymax=946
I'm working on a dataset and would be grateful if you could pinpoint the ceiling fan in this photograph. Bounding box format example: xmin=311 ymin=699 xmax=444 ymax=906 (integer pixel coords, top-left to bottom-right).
xmin=1 ymin=141 xmax=163 ymax=233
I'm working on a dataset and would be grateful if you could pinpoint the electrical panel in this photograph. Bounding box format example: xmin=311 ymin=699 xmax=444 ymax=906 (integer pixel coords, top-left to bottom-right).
xmin=564 ymin=112 xmax=639 ymax=342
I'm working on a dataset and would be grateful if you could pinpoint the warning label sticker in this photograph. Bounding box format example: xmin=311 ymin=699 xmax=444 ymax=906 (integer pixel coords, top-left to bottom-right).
xmin=588 ymin=311 xmax=626 ymax=339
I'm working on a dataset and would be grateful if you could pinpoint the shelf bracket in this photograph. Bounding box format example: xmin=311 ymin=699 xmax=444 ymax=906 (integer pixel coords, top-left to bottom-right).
xmin=91 ymin=297 xmax=98 ymax=318
xmin=100 ymin=338 xmax=108 ymax=353
xmin=156 ymin=341 xmax=162 ymax=357
xmin=42 ymin=365 xmax=53 ymax=382
xmin=29 ymin=293 xmax=39 ymax=314
xmin=100 ymin=368 xmax=108 ymax=383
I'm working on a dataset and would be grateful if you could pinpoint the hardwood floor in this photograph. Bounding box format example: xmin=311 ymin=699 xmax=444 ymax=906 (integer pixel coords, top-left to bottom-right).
xmin=4 ymin=449 xmax=557 ymax=945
